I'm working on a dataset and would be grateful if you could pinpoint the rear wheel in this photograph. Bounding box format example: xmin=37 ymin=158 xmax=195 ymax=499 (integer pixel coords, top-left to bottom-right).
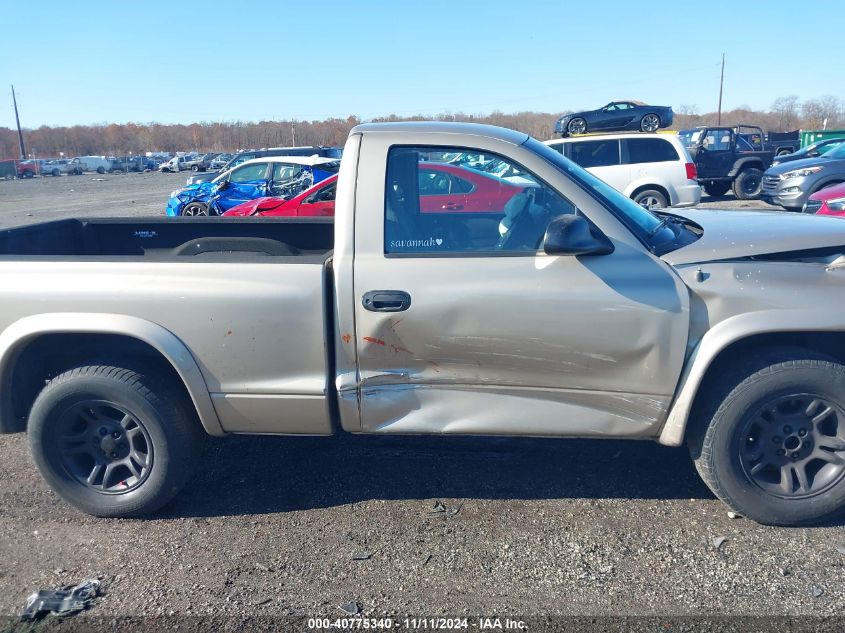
xmin=704 ymin=182 xmax=731 ymax=197
xmin=640 ymin=113 xmax=661 ymax=132
xmin=28 ymin=364 xmax=200 ymax=517
xmin=191 ymin=165 xmax=199 ymax=172
xmin=632 ymin=189 xmax=668 ymax=210
xmin=51 ymin=168 xmax=61 ymax=177
xmin=690 ymin=351 xmax=845 ymax=525
xmin=97 ymin=166 xmax=106 ymax=174
xmin=732 ymin=168 xmax=763 ymax=200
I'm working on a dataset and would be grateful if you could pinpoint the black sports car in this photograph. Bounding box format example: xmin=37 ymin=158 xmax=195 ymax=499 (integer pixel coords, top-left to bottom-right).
xmin=554 ymin=101 xmax=674 ymax=136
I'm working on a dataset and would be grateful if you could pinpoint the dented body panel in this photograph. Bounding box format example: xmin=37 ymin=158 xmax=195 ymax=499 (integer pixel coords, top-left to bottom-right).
xmin=4 ymin=122 xmax=845 ymax=449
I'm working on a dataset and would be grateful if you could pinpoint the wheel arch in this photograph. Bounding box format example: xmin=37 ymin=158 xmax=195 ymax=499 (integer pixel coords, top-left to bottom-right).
xmin=629 ymin=182 xmax=671 ymax=205
xmin=727 ymin=158 xmax=764 ymax=178
xmin=0 ymin=313 xmax=223 ymax=436
xmin=659 ymin=311 xmax=845 ymax=446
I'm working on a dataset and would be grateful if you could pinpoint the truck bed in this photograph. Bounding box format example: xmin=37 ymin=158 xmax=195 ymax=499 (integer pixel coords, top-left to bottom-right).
xmin=0 ymin=217 xmax=334 ymax=259
xmin=0 ymin=215 xmax=337 ymax=437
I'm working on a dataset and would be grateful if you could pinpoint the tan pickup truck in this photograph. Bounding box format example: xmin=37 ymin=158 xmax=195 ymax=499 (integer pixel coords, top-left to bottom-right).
xmin=3 ymin=122 xmax=845 ymax=525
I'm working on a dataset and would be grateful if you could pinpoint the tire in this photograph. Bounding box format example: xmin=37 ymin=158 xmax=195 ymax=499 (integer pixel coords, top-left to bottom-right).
xmin=732 ymin=168 xmax=763 ymax=200
xmin=632 ymin=188 xmax=668 ymax=210
xmin=567 ymin=117 xmax=587 ymax=135
xmin=191 ymin=165 xmax=199 ymax=172
xmin=51 ymin=169 xmax=60 ymax=177
xmin=704 ymin=182 xmax=731 ymax=197
xmin=22 ymin=170 xmax=34 ymax=179
xmin=640 ymin=113 xmax=661 ymax=133
xmin=181 ymin=201 xmax=210 ymax=217
xmin=776 ymin=149 xmax=791 ymax=157
xmin=97 ymin=166 xmax=106 ymax=174
xmin=27 ymin=364 xmax=200 ymax=518
xmin=689 ymin=350 xmax=845 ymax=526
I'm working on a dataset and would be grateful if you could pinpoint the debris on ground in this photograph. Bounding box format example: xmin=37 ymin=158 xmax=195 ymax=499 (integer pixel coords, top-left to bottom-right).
xmin=421 ymin=554 xmax=433 ymax=567
xmin=339 ymin=601 xmax=360 ymax=615
xmin=254 ymin=562 xmax=272 ymax=572
xmin=836 ymin=545 xmax=845 ymax=555
xmin=352 ymin=552 xmax=372 ymax=561
xmin=727 ymin=511 xmax=741 ymax=519
xmin=811 ymin=587 xmax=824 ymax=598
xmin=429 ymin=501 xmax=463 ymax=516
xmin=20 ymin=579 xmax=100 ymax=621
xmin=712 ymin=536 xmax=727 ymax=549
xmin=780 ymin=567 xmax=790 ymax=576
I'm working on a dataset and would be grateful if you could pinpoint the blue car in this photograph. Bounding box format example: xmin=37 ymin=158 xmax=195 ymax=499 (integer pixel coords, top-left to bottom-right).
xmin=554 ymin=101 xmax=674 ymax=137
xmin=166 ymin=156 xmax=341 ymax=216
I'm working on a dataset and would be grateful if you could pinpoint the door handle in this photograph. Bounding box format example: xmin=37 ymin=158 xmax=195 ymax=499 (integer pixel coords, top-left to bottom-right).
xmin=442 ymin=203 xmax=463 ymax=210
xmin=362 ymin=290 xmax=412 ymax=312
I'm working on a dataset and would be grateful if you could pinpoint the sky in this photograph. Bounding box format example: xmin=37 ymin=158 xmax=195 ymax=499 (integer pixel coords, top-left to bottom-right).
xmin=1 ymin=0 xmax=843 ymax=129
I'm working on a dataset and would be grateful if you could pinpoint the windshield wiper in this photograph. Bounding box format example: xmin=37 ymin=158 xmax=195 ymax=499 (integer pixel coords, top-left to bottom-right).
xmin=647 ymin=216 xmax=670 ymax=237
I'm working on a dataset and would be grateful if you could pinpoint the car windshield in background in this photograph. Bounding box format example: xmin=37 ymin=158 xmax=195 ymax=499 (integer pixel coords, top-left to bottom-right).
xmin=677 ymin=130 xmax=701 ymax=148
xmin=523 ymin=137 xmax=683 ymax=249
xmin=824 ymin=144 xmax=845 ymax=159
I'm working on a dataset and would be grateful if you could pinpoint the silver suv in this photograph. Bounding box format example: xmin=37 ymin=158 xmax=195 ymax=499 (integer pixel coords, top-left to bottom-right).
xmin=762 ymin=142 xmax=845 ymax=210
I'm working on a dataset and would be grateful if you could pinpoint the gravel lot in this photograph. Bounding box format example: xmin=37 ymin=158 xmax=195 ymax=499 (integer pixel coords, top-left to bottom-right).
xmin=1 ymin=174 xmax=841 ymax=629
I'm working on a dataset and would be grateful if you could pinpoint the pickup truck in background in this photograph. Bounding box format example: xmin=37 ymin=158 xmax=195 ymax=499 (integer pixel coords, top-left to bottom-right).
xmin=3 ymin=122 xmax=845 ymax=527
xmin=765 ymin=130 xmax=801 ymax=156
xmin=679 ymin=125 xmax=773 ymax=198
xmin=0 ymin=159 xmax=39 ymax=179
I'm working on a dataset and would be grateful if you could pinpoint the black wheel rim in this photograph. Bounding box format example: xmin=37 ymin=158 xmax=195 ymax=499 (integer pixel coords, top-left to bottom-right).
xmin=738 ymin=394 xmax=845 ymax=499
xmin=742 ymin=175 xmax=761 ymax=194
xmin=54 ymin=401 xmax=154 ymax=494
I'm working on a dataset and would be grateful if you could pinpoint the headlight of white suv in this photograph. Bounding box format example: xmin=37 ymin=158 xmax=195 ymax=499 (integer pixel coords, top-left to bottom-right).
xmin=781 ymin=167 xmax=822 ymax=179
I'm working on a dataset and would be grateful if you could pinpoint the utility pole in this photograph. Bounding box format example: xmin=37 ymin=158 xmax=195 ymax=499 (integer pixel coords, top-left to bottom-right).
xmin=291 ymin=123 xmax=296 ymax=146
xmin=11 ymin=85 xmax=26 ymax=159
xmin=717 ymin=54 xmax=725 ymax=126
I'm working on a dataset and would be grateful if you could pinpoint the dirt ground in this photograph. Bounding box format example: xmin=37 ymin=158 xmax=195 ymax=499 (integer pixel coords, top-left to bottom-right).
xmin=1 ymin=174 xmax=841 ymax=630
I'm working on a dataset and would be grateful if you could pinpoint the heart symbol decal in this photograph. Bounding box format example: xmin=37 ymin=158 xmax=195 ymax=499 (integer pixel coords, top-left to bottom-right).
xmin=435 ymin=238 xmax=443 ymax=246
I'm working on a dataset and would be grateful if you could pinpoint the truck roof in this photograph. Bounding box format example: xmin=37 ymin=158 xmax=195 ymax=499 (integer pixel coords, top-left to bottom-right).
xmin=351 ymin=121 xmax=530 ymax=146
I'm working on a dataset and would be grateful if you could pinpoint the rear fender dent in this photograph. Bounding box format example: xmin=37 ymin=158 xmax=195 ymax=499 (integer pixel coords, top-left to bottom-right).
xmin=0 ymin=313 xmax=223 ymax=436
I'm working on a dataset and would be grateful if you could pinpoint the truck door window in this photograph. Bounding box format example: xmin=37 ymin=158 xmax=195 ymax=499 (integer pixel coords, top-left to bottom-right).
xmin=385 ymin=146 xmax=576 ymax=256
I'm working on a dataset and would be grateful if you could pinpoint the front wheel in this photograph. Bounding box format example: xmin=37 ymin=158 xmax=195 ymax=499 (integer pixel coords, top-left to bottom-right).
xmin=567 ymin=117 xmax=587 ymax=135
xmin=640 ymin=113 xmax=661 ymax=132
xmin=191 ymin=165 xmax=199 ymax=172
xmin=28 ymin=364 xmax=200 ymax=517
xmin=690 ymin=353 xmax=845 ymax=525
xmin=732 ymin=168 xmax=763 ymax=200
xmin=181 ymin=201 xmax=210 ymax=216
xmin=96 ymin=166 xmax=106 ymax=174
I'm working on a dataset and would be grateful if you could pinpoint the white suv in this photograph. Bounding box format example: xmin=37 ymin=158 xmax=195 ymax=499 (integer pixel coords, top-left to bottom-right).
xmin=544 ymin=133 xmax=701 ymax=209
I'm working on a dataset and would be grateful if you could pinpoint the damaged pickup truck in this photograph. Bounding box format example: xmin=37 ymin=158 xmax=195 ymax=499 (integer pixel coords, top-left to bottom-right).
xmin=3 ymin=122 xmax=845 ymax=526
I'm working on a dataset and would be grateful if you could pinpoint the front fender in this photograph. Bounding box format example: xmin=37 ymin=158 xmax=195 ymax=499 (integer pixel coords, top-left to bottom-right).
xmin=0 ymin=313 xmax=224 ymax=436
xmin=659 ymin=309 xmax=845 ymax=446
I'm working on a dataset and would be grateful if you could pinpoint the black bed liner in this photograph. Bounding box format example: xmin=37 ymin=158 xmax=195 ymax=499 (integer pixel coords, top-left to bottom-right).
xmin=0 ymin=217 xmax=334 ymax=259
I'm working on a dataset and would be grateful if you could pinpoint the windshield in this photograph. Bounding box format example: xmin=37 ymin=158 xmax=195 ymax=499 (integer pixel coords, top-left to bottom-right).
xmin=677 ymin=129 xmax=701 ymax=148
xmin=524 ymin=137 xmax=669 ymax=245
xmin=826 ymin=143 xmax=845 ymax=159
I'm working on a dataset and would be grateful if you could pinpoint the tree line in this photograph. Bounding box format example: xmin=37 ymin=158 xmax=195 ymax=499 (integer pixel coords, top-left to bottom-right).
xmin=1 ymin=95 xmax=843 ymax=160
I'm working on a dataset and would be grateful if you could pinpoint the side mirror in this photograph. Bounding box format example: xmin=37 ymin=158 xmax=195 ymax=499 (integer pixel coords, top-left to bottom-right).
xmin=215 ymin=180 xmax=229 ymax=191
xmin=543 ymin=215 xmax=614 ymax=256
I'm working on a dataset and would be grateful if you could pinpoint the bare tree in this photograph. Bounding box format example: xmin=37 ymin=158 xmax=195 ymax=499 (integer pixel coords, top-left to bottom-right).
xmin=771 ymin=95 xmax=800 ymax=131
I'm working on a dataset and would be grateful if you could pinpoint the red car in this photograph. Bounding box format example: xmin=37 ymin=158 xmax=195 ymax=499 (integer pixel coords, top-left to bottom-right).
xmin=223 ymin=163 xmax=527 ymax=217
xmin=223 ymin=175 xmax=338 ymax=218
xmin=807 ymin=182 xmax=845 ymax=217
